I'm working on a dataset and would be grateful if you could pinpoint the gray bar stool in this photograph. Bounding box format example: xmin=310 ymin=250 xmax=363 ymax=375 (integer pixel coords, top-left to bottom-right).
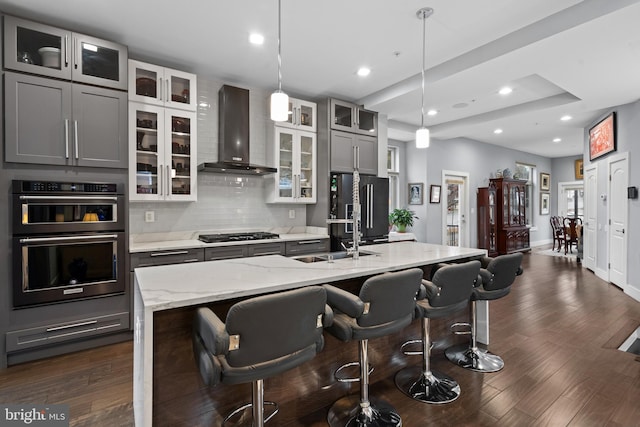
xmin=445 ymin=253 xmax=523 ymax=372
xmin=324 ymin=268 xmax=423 ymax=427
xmin=395 ymin=260 xmax=480 ymax=404
xmin=192 ymin=286 xmax=333 ymax=427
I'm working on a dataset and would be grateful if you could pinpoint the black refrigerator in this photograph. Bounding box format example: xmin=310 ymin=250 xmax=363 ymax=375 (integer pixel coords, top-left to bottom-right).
xmin=328 ymin=173 xmax=389 ymax=251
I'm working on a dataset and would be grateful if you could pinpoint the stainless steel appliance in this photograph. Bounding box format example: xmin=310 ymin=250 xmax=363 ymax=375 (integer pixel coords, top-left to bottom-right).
xmin=12 ymin=180 xmax=126 ymax=308
xmin=329 ymin=173 xmax=389 ymax=251
xmin=198 ymin=232 xmax=279 ymax=243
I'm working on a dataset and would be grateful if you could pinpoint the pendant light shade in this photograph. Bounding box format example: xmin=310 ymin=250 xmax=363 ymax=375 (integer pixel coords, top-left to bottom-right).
xmin=416 ymin=7 xmax=433 ymax=148
xmin=271 ymin=0 xmax=289 ymax=122
xmin=270 ymin=90 xmax=289 ymax=121
xmin=416 ymin=127 xmax=430 ymax=148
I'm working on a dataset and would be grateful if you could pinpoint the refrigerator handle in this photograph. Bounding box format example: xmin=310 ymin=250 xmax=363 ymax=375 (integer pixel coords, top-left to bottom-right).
xmin=353 ymin=146 xmax=357 ymax=170
xmin=368 ymin=184 xmax=374 ymax=228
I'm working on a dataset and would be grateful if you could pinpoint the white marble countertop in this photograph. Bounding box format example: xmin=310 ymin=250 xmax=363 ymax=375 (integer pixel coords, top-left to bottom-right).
xmin=135 ymin=242 xmax=486 ymax=312
xmin=129 ymin=226 xmax=329 ymax=253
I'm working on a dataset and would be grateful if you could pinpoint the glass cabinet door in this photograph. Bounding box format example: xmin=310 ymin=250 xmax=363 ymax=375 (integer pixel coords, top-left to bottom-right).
xmin=73 ymin=33 xmax=127 ymax=90
xmin=128 ymin=60 xmax=196 ymax=111
xmin=167 ymin=111 xmax=195 ymax=198
xmin=357 ymin=108 xmax=378 ymax=136
xmin=299 ymin=133 xmax=315 ymax=200
xmin=131 ymin=104 xmax=162 ymax=198
xmin=277 ymin=129 xmax=294 ymax=198
xmin=280 ymin=98 xmax=316 ymax=132
xmin=165 ymin=69 xmax=197 ymax=111
xmin=4 ymin=15 xmax=72 ymax=81
xmin=330 ymin=99 xmax=355 ymax=132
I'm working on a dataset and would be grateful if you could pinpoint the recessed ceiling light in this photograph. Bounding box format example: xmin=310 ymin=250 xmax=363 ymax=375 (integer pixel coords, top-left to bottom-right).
xmin=249 ymin=33 xmax=264 ymax=45
xmin=561 ymin=115 xmax=572 ymax=121
xmin=498 ymin=87 xmax=512 ymax=95
xmin=553 ymin=138 xmax=562 ymax=143
xmin=494 ymin=128 xmax=503 ymax=134
xmin=357 ymin=67 xmax=371 ymax=77
xmin=427 ymin=109 xmax=437 ymax=116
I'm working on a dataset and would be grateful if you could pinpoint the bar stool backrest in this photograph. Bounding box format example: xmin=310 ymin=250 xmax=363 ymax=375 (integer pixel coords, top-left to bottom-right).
xmin=483 ymin=253 xmax=523 ymax=291
xmin=358 ymin=268 xmax=423 ymax=328
xmin=225 ymin=286 xmax=328 ymax=366
xmin=428 ymin=260 xmax=480 ymax=307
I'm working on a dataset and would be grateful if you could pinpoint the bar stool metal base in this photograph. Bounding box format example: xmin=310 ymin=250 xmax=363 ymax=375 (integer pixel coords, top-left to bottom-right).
xmin=444 ymin=343 xmax=504 ymax=373
xmin=222 ymin=401 xmax=278 ymax=426
xmin=394 ymin=366 xmax=461 ymax=404
xmin=327 ymin=395 xmax=402 ymax=427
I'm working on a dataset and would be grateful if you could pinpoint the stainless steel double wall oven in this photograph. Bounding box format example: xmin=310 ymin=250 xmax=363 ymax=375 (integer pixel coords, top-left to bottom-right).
xmin=12 ymin=180 xmax=126 ymax=307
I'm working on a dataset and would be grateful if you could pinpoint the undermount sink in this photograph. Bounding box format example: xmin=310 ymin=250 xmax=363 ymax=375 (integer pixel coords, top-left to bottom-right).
xmin=293 ymin=250 xmax=375 ymax=263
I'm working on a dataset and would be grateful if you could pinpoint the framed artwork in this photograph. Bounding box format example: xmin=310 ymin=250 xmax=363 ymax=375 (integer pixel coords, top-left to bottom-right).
xmin=589 ymin=112 xmax=616 ymax=161
xmin=540 ymin=192 xmax=550 ymax=215
xmin=575 ymin=159 xmax=584 ymax=179
xmin=540 ymin=172 xmax=550 ymax=191
xmin=408 ymin=183 xmax=424 ymax=205
xmin=429 ymin=185 xmax=441 ymax=204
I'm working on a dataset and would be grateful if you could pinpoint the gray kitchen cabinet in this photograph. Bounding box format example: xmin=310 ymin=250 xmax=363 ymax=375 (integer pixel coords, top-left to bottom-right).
xmin=204 ymin=246 xmax=248 ymax=261
xmin=130 ymin=247 xmax=204 ymax=268
xmin=247 ymin=242 xmax=286 ymax=257
xmin=4 ymin=14 xmax=127 ymax=90
xmin=330 ymin=98 xmax=378 ymax=136
xmin=330 ymin=130 xmax=377 ymax=175
xmin=4 ymin=72 xmax=127 ymax=168
xmin=6 ymin=312 xmax=129 ymax=353
xmin=285 ymin=238 xmax=330 ymax=256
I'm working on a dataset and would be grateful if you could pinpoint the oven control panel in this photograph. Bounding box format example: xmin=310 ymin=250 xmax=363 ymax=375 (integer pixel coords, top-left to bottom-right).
xmin=15 ymin=180 xmax=120 ymax=194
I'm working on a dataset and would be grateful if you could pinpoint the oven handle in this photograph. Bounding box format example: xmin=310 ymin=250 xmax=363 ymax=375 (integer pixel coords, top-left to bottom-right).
xmin=19 ymin=195 xmax=119 ymax=201
xmin=20 ymin=234 xmax=119 ymax=244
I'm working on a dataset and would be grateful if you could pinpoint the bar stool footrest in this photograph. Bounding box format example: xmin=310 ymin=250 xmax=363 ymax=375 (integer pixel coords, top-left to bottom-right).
xmin=400 ymin=339 xmax=433 ymax=356
xmin=223 ymin=401 xmax=278 ymax=425
xmin=335 ymin=361 xmax=374 ymax=383
xmin=450 ymin=322 xmax=471 ymax=335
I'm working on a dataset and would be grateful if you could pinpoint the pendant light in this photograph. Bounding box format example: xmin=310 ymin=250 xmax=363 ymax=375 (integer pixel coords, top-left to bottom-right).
xmin=270 ymin=0 xmax=289 ymax=122
xmin=416 ymin=7 xmax=433 ymax=148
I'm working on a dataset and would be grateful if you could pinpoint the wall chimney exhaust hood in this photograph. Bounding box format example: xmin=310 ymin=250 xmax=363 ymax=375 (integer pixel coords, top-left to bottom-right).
xmin=198 ymin=85 xmax=277 ymax=176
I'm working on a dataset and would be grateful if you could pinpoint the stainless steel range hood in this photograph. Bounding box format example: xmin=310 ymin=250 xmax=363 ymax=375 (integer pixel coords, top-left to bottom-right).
xmin=198 ymin=84 xmax=277 ymax=176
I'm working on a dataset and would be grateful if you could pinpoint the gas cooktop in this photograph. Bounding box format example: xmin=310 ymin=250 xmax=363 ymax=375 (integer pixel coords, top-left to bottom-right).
xmin=198 ymin=232 xmax=280 ymax=243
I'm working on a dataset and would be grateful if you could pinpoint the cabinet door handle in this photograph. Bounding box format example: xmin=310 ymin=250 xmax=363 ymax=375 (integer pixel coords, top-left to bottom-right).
xmin=47 ymin=320 xmax=97 ymax=333
xmin=297 ymin=107 xmax=301 ymax=126
xmin=166 ymin=80 xmax=169 ymax=103
xmin=167 ymin=165 xmax=171 ymax=196
xmin=297 ymin=240 xmax=322 ymax=245
xmin=353 ymin=146 xmax=357 ymax=170
xmin=74 ymin=120 xmax=79 ymax=159
xmin=356 ymin=146 xmax=360 ymax=169
xmin=64 ymin=35 xmax=69 ymax=67
xmin=159 ymin=165 xmax=163 ymax=195
xmin=150 ymin=251 xmax=189 ymax=257
xmin=64 ymin=119 xmax=70 ymax=159
xmin=158 ymin=78 xmax=163 ymax=101
xmin=73 ymin=37 xmax=78 ymax=69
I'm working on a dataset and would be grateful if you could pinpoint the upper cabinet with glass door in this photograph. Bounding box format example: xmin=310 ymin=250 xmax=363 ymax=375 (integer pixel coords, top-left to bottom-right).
xmin=330 ymin=98 xmax=378 ymax=136
xmin=267 ymin=127 xmax=316 ymax=204
xmin=3 ymin=15 xmax=127 ymax=90
xmin=277 ymin=97 xmax=316 ymax=132
xmin=128 ymin=60 xmax=197 ymax=111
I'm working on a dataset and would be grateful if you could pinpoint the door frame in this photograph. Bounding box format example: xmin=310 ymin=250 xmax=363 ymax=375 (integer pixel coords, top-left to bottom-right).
xmin=556 ymin=180 xmax=583 ymax=217
xmin=441 ymin=170 xmax=470 ymax=247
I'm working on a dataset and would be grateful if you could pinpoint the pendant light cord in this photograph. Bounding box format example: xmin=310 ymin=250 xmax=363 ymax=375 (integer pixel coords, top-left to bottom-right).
xmin=420 ymin=9 xmax=426 ymax=128
xmin=277 ymin=0 xmax=283 ymax=92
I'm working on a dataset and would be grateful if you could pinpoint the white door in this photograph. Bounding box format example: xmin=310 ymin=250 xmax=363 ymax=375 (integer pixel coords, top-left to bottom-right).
xmin=584 ymin=164 xmax=598 ymax=271
xmin=608 ymin=153 xmax=628 ymax=289
xmin=442 ymin=171 xmax=469 ymax=247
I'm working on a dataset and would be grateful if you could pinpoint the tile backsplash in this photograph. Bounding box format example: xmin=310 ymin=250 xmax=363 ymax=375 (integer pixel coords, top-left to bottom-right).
xmin=129 ymin=75 xmax=308 ymax=234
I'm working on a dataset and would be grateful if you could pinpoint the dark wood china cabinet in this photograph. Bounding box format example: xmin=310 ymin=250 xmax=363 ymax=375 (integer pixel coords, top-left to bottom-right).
xmin=477 ymin=182 xmax=498 ymax=257
xmin=485 ymin=178 xmax=530 ymax=254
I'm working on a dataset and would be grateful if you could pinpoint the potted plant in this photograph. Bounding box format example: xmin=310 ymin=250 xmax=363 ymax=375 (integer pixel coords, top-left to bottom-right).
xmin=388 ymin=208 xmax=418 ymax=233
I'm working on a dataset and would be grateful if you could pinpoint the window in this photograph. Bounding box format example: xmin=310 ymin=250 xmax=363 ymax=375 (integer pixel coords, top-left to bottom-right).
xmin=387 ymin=146 xmax=399 ymax=210
xmin=515 ymin=162 xmax=535 ymax=227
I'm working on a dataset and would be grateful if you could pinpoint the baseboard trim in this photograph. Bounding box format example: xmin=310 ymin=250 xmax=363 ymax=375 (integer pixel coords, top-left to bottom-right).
xmin=625 ymin=285 xmax=640 ymax=303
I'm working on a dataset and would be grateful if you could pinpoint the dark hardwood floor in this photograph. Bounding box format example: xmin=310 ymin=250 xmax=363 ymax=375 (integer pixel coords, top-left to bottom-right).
xmin=1 ymin=249 xmax=639 ymax=426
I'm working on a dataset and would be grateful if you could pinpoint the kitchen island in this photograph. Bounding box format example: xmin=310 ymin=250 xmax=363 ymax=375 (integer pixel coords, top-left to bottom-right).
xmin=133 ymin=241 xmax=486 ymax=426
